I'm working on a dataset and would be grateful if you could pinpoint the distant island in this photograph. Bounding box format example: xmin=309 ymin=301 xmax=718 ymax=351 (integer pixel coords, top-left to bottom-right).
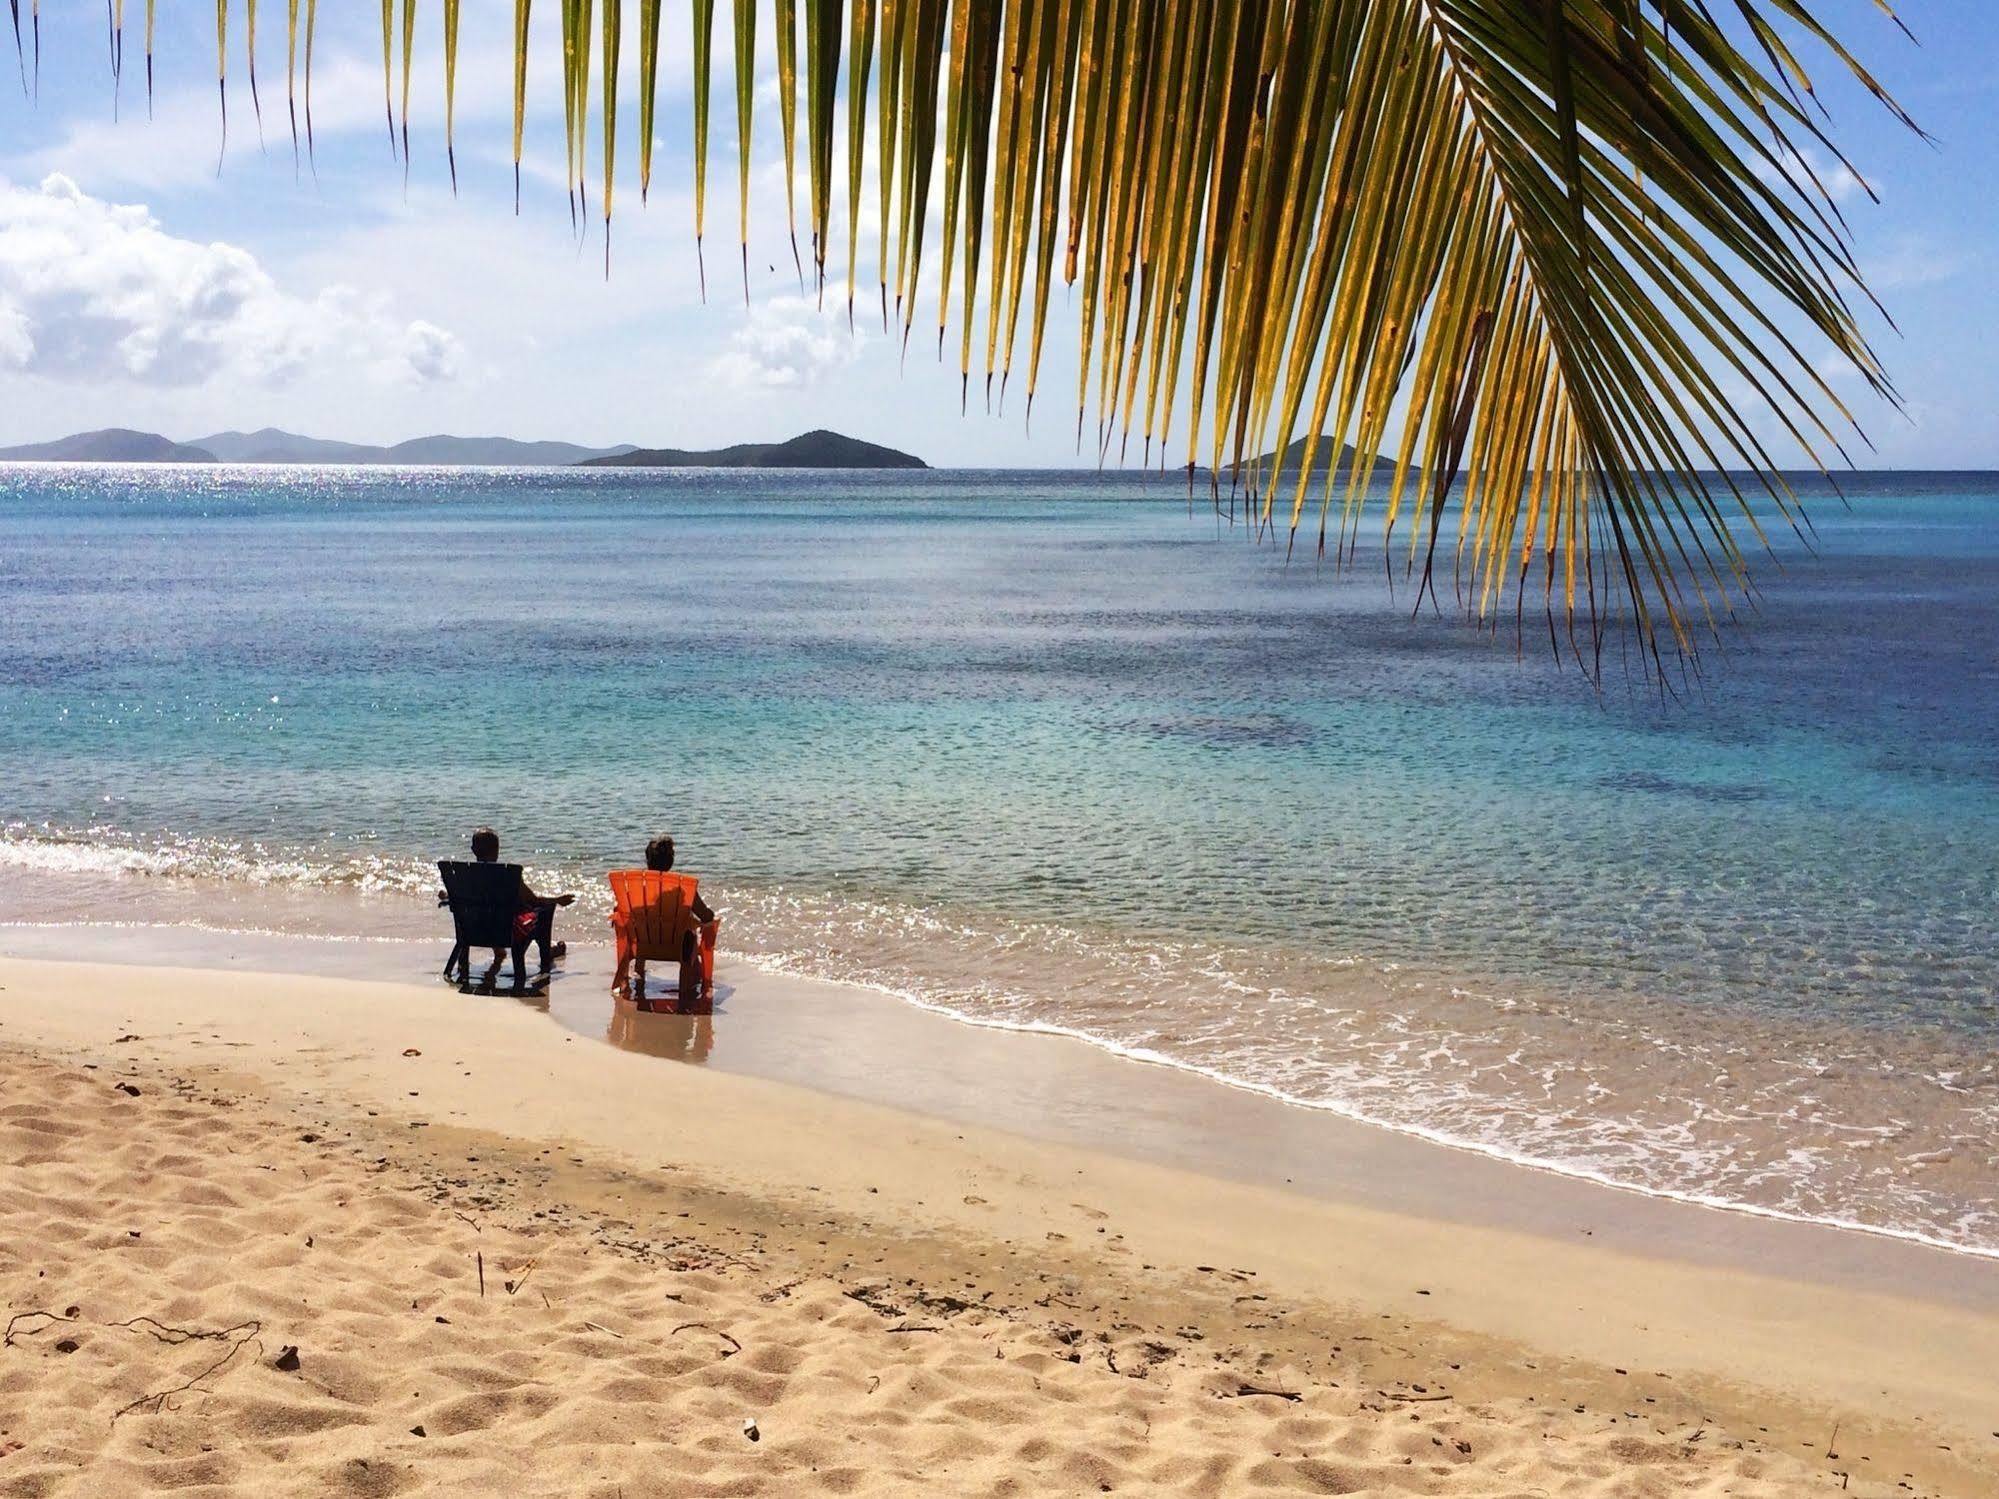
xmin=581 ymin=430 xmax=926 ymax=470
xmin=193 ymin=429 xmax=637 ymax=466
xmin=0 ymin=426 xmax=925 ymax=469
xmin=1248 ymin=436 xmax=1397 ymax=477
xmin=0 ymin=428 xmax=217 ymax=464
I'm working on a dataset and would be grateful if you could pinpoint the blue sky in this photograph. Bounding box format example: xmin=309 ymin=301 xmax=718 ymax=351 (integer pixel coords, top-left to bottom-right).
xmin=0 ymin=1 xmax=1990 ymax=466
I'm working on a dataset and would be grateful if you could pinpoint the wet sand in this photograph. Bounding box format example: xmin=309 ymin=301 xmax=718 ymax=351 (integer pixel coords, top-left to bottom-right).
xmin=8 ymin=918 xmax=1996 ymax=1304
xmin=0 ymin=945 xmax=1995 ymax=1496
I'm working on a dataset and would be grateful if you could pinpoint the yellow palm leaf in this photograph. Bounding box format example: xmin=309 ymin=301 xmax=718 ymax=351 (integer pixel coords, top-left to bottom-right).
xmin=68 ymin=0 xmax=1918 ymax=668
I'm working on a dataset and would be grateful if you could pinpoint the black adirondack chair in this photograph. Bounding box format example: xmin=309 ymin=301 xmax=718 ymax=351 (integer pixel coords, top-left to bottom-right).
xmin=438 ymin=860 xmax=530 ymax=991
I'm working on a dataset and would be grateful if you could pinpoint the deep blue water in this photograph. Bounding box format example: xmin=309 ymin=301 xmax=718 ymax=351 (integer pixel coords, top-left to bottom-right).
xmin=2 ymin=464 xmax=1995 ymax=1250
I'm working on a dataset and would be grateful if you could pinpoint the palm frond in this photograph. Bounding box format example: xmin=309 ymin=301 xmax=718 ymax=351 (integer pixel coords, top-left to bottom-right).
xmin=733 ymin=0 xmax=758 ymax=301
xmin=24 ymin=0 xmax=1916 ymax=668
xmin=512 ymin=0 xmax=530 ymax=208
xmin=442 ymin=0 xmax=460 ymax=190
xmin=691 ymin=0 xmax=715 ymax=294
xmin=284 ymin=0 xmax=297 ymax=164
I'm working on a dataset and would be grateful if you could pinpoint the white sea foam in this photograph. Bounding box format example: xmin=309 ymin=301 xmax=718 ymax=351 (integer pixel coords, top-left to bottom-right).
xmin=4 ymin=823 xmax=1995 ymax=1259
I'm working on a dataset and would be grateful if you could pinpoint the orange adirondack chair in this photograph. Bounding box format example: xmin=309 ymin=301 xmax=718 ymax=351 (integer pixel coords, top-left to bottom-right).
xmin=609 ymin=870 xmax=719 ymax=1008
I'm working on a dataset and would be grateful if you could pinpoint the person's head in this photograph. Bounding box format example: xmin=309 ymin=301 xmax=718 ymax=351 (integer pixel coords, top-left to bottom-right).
xmin=470 ymin=827 xmax=500 ymax=862
xmin=644 ymin=835 xmax=676 ymax=872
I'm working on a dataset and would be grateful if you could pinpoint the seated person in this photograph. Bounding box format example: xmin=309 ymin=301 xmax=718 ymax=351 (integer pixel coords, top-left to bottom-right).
xmin=471 ymin=826 xmax=575 ymax=978
xmin=610 ymin=834 xmax=716 ymax=999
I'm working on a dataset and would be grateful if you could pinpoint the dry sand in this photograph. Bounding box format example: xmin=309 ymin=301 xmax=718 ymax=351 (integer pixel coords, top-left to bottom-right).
xmin=1 ymin=958 xmax=1995 ymax=1497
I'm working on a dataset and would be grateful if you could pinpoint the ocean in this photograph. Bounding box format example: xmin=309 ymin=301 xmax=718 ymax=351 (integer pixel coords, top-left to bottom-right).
xmin=2 ymin=463 xmax=1994 ymax=1254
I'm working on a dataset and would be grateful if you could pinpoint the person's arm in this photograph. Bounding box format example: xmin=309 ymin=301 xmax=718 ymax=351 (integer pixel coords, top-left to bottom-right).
xmin=520 ymin=876 xmax=575 ymax=909
xmin=692 ymin=891 xmax=716 ymax=924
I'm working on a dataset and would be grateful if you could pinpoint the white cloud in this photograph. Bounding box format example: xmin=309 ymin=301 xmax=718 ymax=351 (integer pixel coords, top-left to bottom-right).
xmin=399 ymin=319 xmax=464 ymax=382
xmin=0 ymin=299 xmax=31 ymax=366
xmin=0 ymin=173 xmax=461 ymax=388
xmin=1819 ymin=160 xmax=1869 ymax=207
xmin=1865 ymin=234 xmax=1968 ymax=291
xmin=710 ymin=293 xmax=864 ymax=390
xmin=1752 ymin=144 xmax=1871 ymax=209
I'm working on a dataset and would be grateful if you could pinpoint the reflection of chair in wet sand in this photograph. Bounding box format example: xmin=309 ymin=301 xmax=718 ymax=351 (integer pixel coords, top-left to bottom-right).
xmin=607 ymin=1002 xmax=715 ymax=1064
xmin=609 ymin=870 xmax=719 ymax=1010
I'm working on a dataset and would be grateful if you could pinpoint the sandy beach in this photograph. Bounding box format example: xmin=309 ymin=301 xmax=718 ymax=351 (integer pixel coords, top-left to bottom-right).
xmin=2 ymin=948 xmax=1994 ymax=1498
xmin=3 ymin=0 xmax=1995 ymax=1486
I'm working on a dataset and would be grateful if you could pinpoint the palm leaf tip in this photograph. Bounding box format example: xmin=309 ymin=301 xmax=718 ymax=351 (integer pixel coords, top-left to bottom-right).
xmin=379 ymin=0 xmax=396 ymax=154
xmin=283 ymin=0 xmax=299 ymax=166
xmin=443 ymin=0 xmax=461 ymax=193
xmin=245 ymin=0 xmax=264 ymax=146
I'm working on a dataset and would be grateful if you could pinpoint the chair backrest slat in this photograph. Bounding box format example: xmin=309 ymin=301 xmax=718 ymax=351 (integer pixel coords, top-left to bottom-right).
xmin=439 ymin=861 xmax=521 ymax=949
xmin=609 ymin=870 xmax=700 ymax=960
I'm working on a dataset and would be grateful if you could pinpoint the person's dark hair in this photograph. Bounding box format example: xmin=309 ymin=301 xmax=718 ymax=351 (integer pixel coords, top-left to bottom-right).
xmin=470 ymin=827 xmax=500 ymax=862
xmin=644 ymin=835 xmax=676 ymax=872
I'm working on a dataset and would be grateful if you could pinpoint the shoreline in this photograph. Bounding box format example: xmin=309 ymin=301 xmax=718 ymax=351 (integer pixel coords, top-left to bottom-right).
xmin=1 ymin=950 xmax=1996 ymax=1496
xmin=3 ymin=847 xmax=1995 ymax=1266
xmin=756 ymin=961 xmax=1999 ymax=1268
xmin=6 ymin=906 xmax=1999 ymax=1283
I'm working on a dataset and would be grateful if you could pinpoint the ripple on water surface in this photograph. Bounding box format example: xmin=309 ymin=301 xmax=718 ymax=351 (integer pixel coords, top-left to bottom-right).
xmin=1 ymin=467 xmax=1996 ymax=1256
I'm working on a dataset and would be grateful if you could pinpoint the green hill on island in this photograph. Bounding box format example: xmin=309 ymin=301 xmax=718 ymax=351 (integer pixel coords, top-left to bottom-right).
xmin=581 ymin=430 xmax=926 ymax=470
xmin=0 ymin=428 xmax=216 ymax=463
xmin=1248 ymin=436 xmax=1397 ymax=477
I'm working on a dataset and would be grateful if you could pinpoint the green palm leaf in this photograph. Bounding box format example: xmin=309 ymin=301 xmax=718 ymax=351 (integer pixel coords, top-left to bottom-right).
xmin=284 ymin=0 xmax=297 ymax=164
xmin=776 ymin=0 xmax=802 ymax=284
xmin=378 ymin=0 xmax=393 ymax=153
xmin=600 ymin=0 xmax=618 ymax=269
xmin=398 ymin=0 xmax=414 ymax=176
xmin=734 ymin=0 xmax=758 ymax=302
xmin=244 ymin=0 xmax=261 ymax=143
xmin=512 ymin=0 xmax=530 ymax=209
xmin=692 ymin=0 xmax=715 ymax=296
xmin=443 ymin=0 xmax=460 ymax=190
xmin=301 ymin=0 xmax=315 ymax=166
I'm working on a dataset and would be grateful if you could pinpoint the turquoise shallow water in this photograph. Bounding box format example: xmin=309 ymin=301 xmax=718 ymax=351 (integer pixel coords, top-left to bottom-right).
xmin=2 ymin=464 xmax=1996 ymax=1251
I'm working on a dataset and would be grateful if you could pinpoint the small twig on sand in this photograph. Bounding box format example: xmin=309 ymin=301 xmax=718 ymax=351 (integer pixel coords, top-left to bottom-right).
xmin=887 ymin=1323 xmax=941 ymax=1334
xmin=1228 ymin=1383 xmax=1304 ymax=1402
xmin=113 ymin=1321 xmax=262 ymax=1421
xmin=671 ymin=1322 xmax=742 ymax=1358
xmin=477 ymin=1250 xmax=485 ymax=1298
xmin=4 ymin=1310 xmax=77 ymax=1346
xmin=110 ymin=1317 xmax=247 ymax=1347
xmin=583 ymin=1321 xmax=625 ymax=1339
xmin=1826 ymin=1419 xmax=1841 ymax=1459
xmin=1381 ymin=1390 xmax=1452 ymax=1403
xmin=505 ymin=1258 xmax=539 ymax=1297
